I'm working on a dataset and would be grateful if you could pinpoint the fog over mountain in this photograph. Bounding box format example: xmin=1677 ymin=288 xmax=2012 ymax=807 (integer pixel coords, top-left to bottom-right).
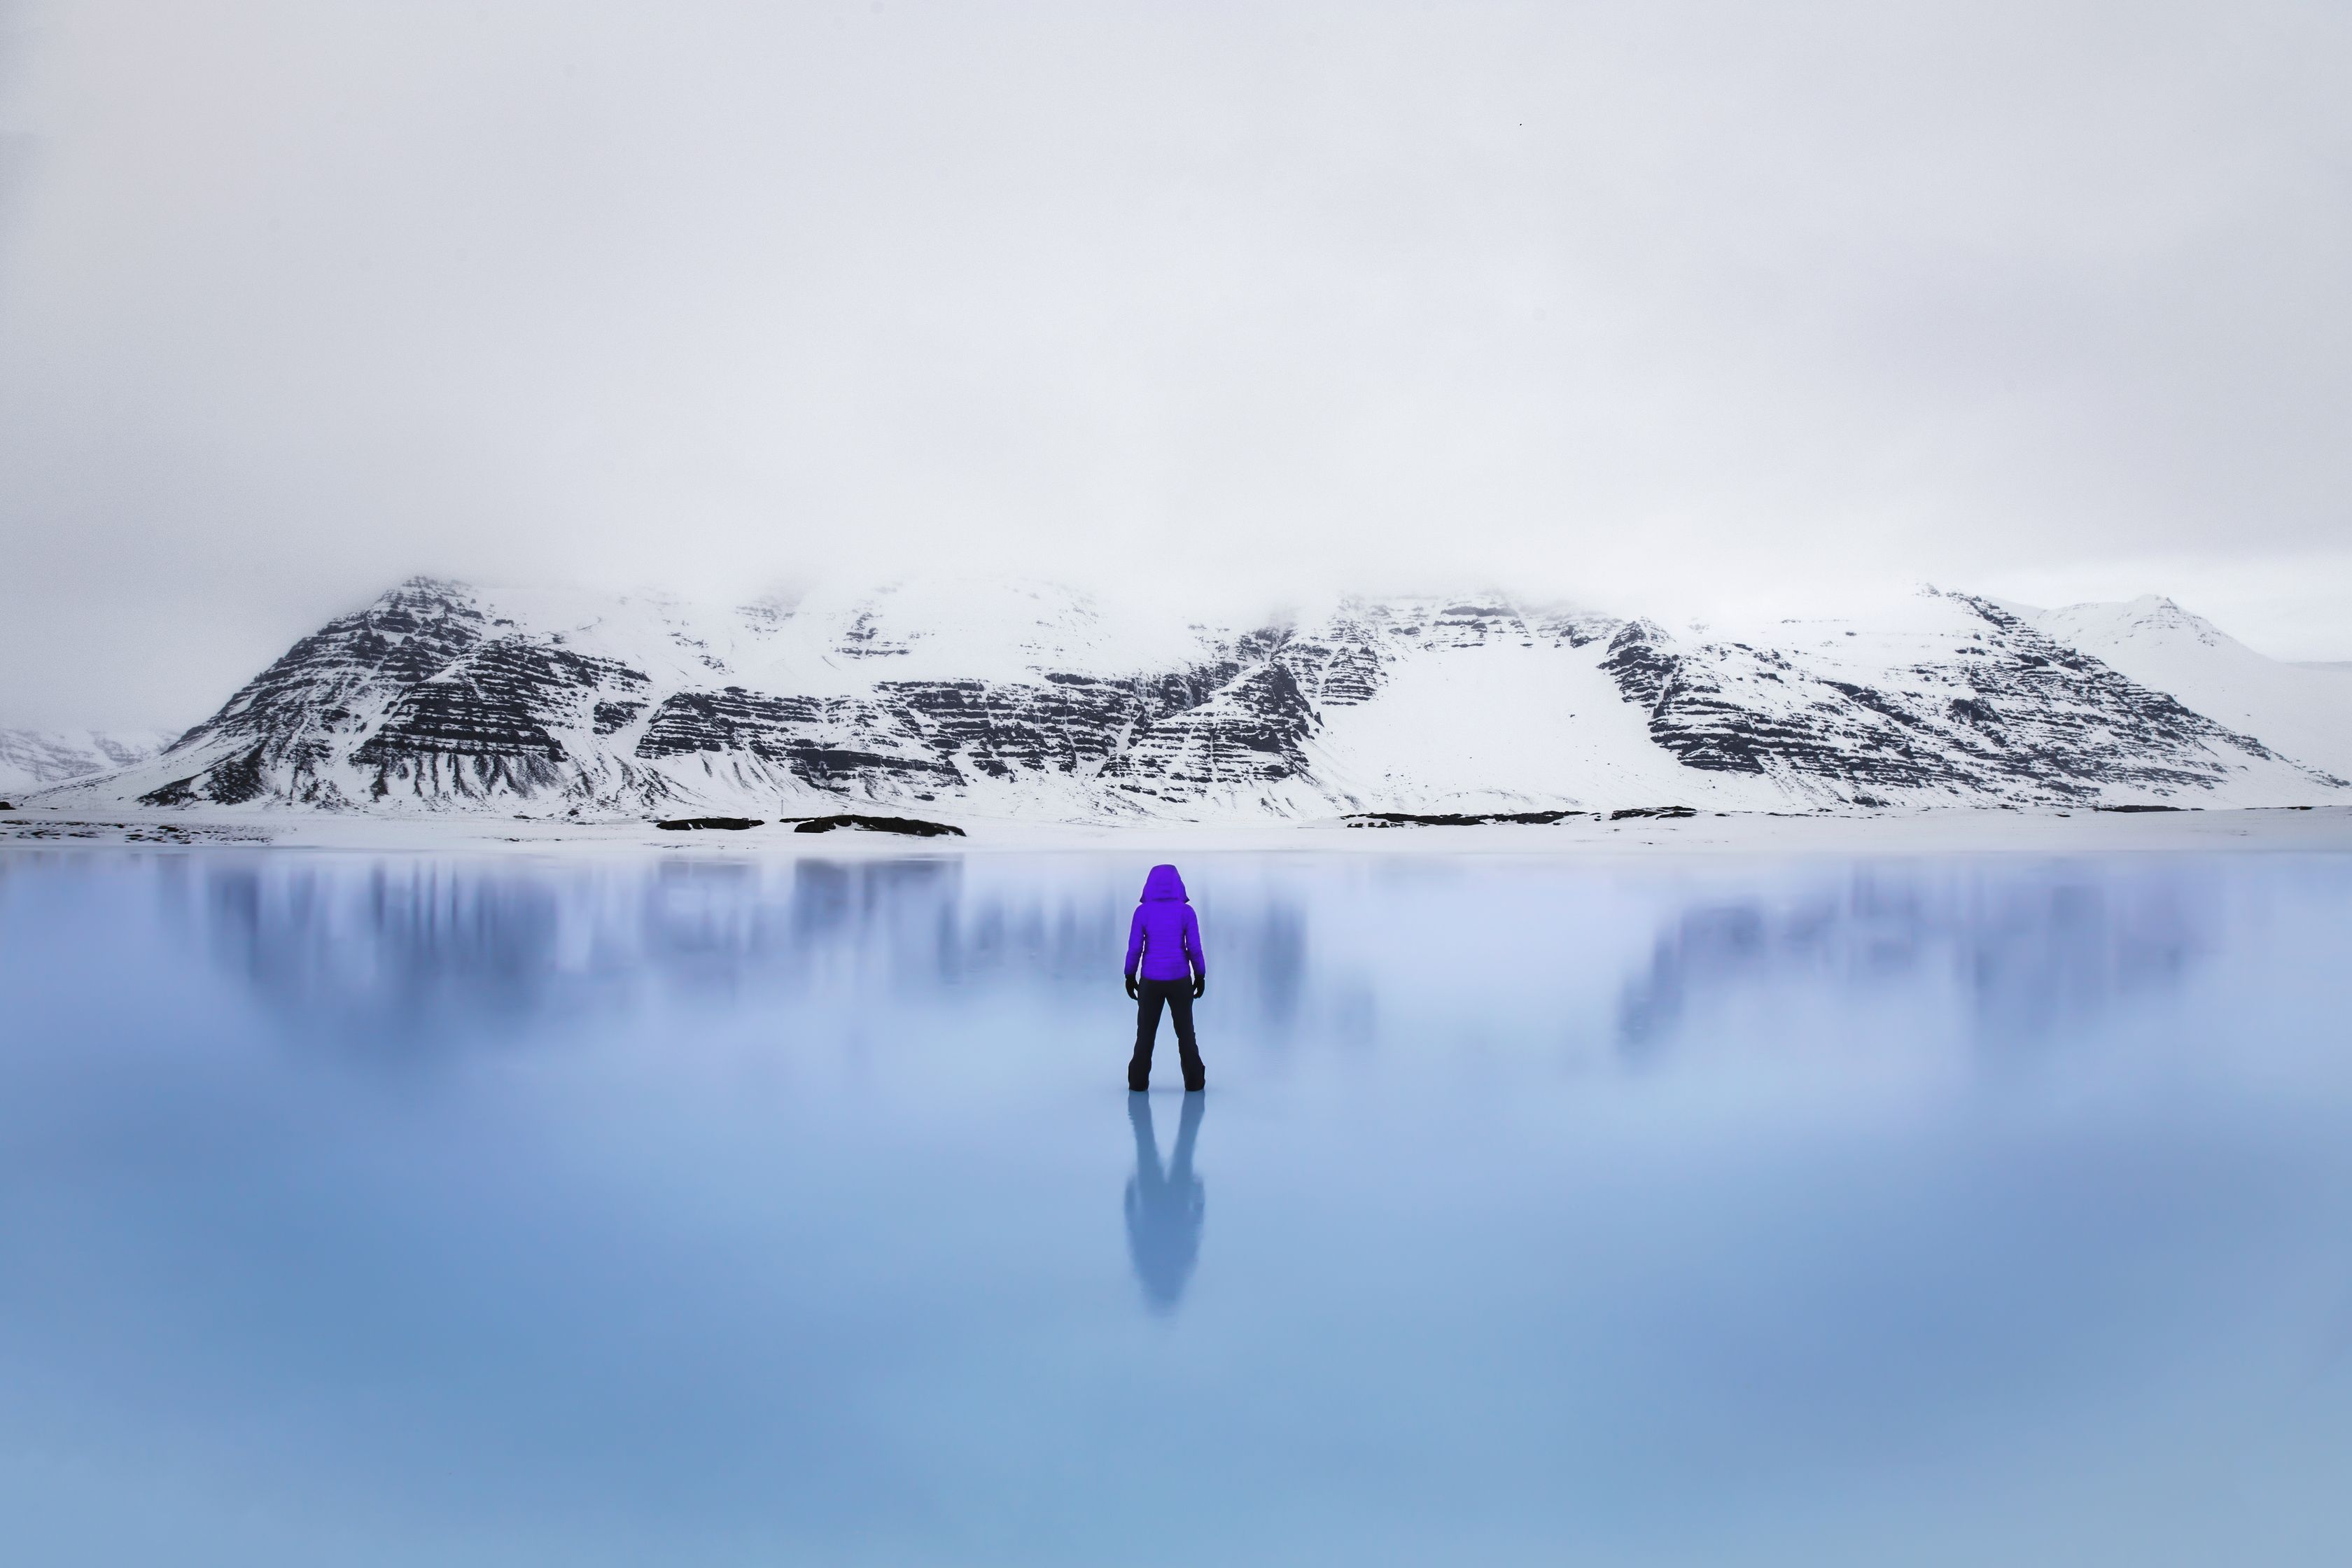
xmin=3 ymin=2 xmax=2348 ymax=731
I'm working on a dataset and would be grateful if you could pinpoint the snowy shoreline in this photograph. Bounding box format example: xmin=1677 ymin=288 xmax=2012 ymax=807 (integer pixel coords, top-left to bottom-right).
xmin=4 ymin=804 xmax=2350 ymax=858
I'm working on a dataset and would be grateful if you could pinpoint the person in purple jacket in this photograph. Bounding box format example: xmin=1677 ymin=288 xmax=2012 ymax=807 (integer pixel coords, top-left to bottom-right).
xmin=1124 ymin=863 xmax=1206 ymax=1092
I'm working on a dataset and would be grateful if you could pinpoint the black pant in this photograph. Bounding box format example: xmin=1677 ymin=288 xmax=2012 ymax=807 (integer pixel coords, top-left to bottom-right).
xmin=1129 ymin=978 xmax=1205 ymax=1091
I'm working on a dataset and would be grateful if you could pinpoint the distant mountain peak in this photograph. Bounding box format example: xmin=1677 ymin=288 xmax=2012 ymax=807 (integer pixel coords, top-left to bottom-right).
xmin=1 ymin=727 xmax=179 ymax=794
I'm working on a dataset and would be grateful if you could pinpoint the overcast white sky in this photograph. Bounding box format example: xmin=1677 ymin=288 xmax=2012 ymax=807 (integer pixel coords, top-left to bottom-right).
xmin=3 ymin=0 xmax=2348 ymax=728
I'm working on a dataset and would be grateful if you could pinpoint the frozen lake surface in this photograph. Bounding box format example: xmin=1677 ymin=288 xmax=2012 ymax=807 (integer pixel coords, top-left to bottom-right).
xmin=4 ymin=847 xmax=2351 ymax=1566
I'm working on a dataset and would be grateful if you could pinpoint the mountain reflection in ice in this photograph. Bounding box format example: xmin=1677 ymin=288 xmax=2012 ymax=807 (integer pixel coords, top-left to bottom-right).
xmin=4 ymin=847 xmax=2351 ymax=1568
xmin=183 ymin=853 xmax=2231 ymax=1070
xmin=1614 ymin=861 xmax=2213 ymax=1060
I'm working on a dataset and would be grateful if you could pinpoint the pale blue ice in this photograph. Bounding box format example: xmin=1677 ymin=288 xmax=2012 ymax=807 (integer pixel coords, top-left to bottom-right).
xmin=2 ymin=848 xmax=2349 ymax=1565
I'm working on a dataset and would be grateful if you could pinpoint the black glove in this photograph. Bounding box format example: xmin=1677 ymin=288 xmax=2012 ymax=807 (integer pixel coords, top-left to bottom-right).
xmin=1124 ymin=974 xmax=1139 ymax=1000
xmin=1191 ymin=974 xmax=1205 ymax=1000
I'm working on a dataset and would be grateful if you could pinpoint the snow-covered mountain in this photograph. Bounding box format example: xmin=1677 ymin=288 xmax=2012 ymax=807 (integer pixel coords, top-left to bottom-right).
xmin=2019 ymin=595 xmax=2352 ymax=782
xmin=0 ymin=727 xmax=177 ymax=798
xmin=34 ymin=577 xmax=2349 ymax=820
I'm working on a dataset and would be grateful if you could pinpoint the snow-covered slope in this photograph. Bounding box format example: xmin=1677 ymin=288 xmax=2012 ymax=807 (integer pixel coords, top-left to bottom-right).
xmin=0 ymin=727 xmax=177 ymax=797
xmin=35 ymin=577 xmax=2348 ymax=820
xmin=2020 ymin=596 xmax=2352 ymax=781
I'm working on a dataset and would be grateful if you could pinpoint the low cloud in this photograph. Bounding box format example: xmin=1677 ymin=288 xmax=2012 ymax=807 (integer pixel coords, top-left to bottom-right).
xmin=4 ymin=1 xmax=2348 ymax=725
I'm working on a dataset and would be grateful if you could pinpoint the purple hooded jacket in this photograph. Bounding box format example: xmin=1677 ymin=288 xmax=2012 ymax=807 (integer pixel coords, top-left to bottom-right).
xmin=1125 ymin=864 xmax=1205 ymax=983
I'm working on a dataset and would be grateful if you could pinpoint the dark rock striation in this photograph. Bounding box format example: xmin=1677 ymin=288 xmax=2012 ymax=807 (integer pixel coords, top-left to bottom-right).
xmin=636 ymin=687 xmax=961 ymax=794
xmin=1591 ymin=592 xmax=2323 ymax=806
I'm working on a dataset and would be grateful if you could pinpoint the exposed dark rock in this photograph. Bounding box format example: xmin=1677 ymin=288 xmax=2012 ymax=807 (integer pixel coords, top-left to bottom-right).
xmin=2095 ymin=804 xmax=2185 ymax=813
xmin=1610 ymin=806 xmax=1699 ymax=820
xmin=1345 ymin=810 xmax=1588 ymax=827
xmin=0 ymin=818 xmax=268 ymax=844
xmin=1948 ymin=697 xmax=1997 ymax=725
xmin=636 ymin=686 xmax=961 ymax=794
xmin=791 ymin=813 xmax=966 ymax=836
xmin=139 ymin=776 xmax=202 ymax=807
xmin=205 ymin=743 xmax=271 ymax=804
xmin=592 ymin=700 xmax=645 ymax=735
xmin=654 ymin=816 xmax=765 ymax=830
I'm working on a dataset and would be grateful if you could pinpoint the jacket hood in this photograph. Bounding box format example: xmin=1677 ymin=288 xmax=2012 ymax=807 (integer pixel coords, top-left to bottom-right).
xmin=1140 ymin=864 xmax=1189 ymax=903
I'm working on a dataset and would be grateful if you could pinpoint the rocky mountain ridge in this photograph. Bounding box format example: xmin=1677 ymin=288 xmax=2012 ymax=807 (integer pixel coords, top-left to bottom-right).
xmin=34 ymin=578 xmax=2349 ymax=820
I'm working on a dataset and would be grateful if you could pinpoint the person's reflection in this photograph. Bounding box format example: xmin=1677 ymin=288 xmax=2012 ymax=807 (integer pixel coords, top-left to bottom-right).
xmin=1124 ymin=1093 xmax=1206 ymax=1314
